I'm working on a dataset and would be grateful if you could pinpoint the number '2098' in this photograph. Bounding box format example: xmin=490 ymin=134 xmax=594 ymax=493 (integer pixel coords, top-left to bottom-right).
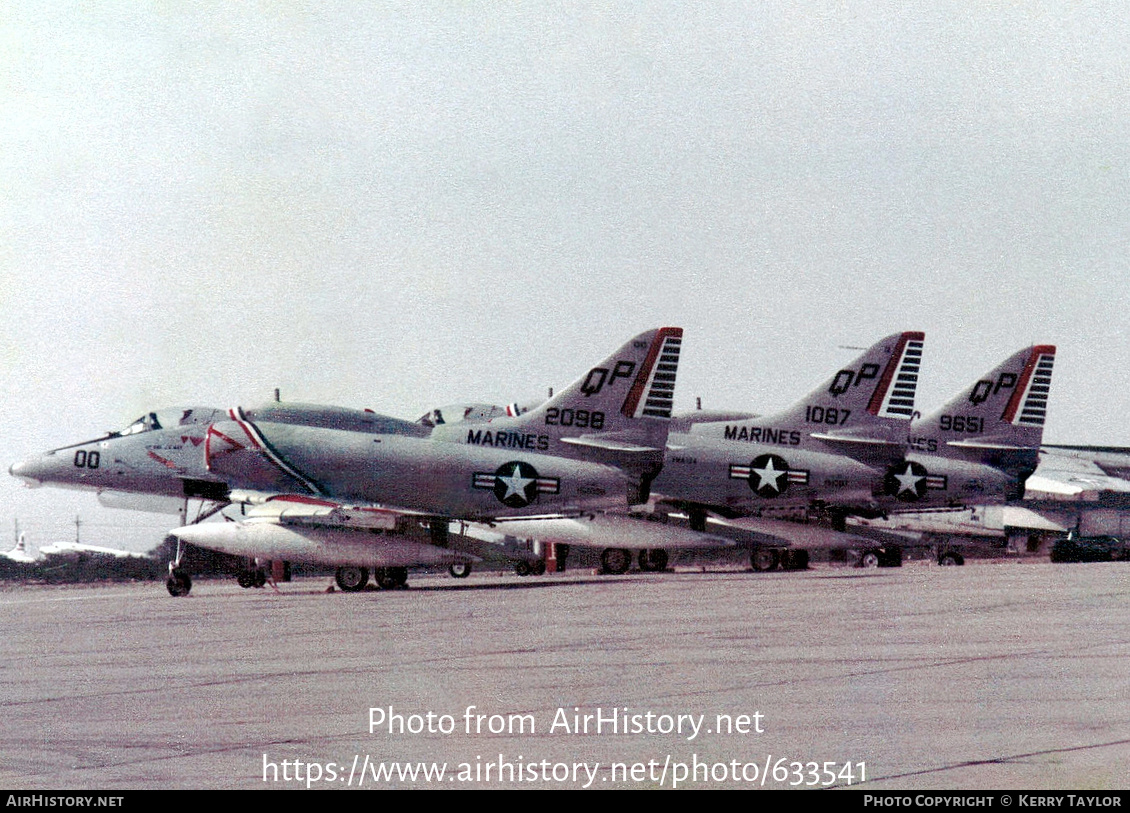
xmin=545 ymin=408 xmax=604 ymax=429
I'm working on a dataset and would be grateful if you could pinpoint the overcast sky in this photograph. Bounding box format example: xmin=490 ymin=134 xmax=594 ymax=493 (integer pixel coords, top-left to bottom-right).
xmin=3 ymin=2 xmax=1128 ymax=551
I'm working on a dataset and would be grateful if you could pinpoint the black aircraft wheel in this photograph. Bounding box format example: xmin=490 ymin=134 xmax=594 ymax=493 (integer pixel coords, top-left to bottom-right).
xmin=638 ymin=549 xmax=669 ymax=572
xmin=335 ymin=566 xmax=369 ymax=592
xmin=750 ymin=548 xmax=780 ymax=572
xmin=531 ymin=560 xmax=546 ymax=576
xmin=880 ymin=547 xmax=903 ymax=567
xmin=859 ymin=551 xmax=880 ymax=569
xmin=938 ymin=552 xmax=965 ymax=566
xmin=514 ymin=561 xmax=531 ymax=577
xmin=375 ymin=567 xmax=404 ymax=590
xmin=600 ymin=548 xmax=632 ymax=575
xmin=237 ymin=572 xmax=254 ymax=589
xmin=166 ymin=572 xmax=192 ymax=597
xmin=449 ymin=562 xmax=472 ymax=579
xmin=783 ymin=549 xmax=810 ymax=571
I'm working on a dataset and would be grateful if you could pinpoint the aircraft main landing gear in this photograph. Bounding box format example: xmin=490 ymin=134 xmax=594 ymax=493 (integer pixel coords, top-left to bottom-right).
xmin=750 ymin=547 xmax=781 ymax=572
xmin=237 ymin=569 xmax=267 ymax=589
xmin=514 ymin=560 xmax=546 ymax=576
xmin=335 ymin=566 xmax=369 ymax=592
xmin=375 ymin=567 xmax=408 ymax=590
xmin=638 ymin=548 xmax=669 ymax=572
xmin=859 ymin=547 xmax=903 ymax=568
xmin=600 ymin=548 xmax=632 ymax=575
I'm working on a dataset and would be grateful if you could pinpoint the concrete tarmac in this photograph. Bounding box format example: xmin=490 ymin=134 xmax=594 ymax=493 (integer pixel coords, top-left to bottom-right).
xmin=1 ymin=560 xmax=1128 ymax=790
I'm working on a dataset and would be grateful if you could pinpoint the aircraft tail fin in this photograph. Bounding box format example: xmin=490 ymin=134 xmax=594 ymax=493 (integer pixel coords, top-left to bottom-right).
xmin=446 ymin=327 xmax=683 ymax=452
xmin=443 ymin=328 xmax=682 ymax=503
xmin=912 ymin=345 xmax=1056 ymax=468
xmin=694 ymin=332 xmax=923 ymax=459
xmin=769 ymin=331 xmax=924 ymax=434
xmin=517 ymin=326 xmax=683 ymax=448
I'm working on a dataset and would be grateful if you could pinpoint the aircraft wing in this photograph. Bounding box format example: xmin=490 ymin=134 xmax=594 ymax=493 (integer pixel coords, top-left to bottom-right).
xmin=1040 ymin=445 xmax=1130 ymax=481
xmin=97 ymin=491 xmax=190 ymax=515
xmin=1024 ymin=471 xmax=1130 ymax=499
xmin=1024 ymin=448 xmax=1130 ymax=500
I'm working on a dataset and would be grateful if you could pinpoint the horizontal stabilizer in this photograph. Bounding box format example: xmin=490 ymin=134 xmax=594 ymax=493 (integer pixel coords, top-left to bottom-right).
xmin=913 ymin=345 xmax=1055 ymax=464
xmin=808 ymin=433 xmax=905 ymax=448
xmin=559 ymin=435 xmax=663 ymax=454
xmin=945 ymin=439 xmax=1035 ymax=451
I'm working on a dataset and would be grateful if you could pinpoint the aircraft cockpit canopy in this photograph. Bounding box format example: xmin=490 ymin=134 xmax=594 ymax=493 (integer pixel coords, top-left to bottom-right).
xmin=114 ymin=407 xmax=224 ymax=437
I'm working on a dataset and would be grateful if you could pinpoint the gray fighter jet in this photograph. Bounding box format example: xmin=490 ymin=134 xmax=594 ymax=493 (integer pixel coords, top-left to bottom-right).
xmin=12 ymin=328 xmax=683 ymax=595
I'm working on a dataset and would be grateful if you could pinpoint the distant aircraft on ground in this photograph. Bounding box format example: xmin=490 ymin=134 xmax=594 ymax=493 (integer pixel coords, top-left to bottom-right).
xmin=38 ymin=540 xmax=151 ymax=560
xmin=0 ymin=533 xmax=38 ymax=564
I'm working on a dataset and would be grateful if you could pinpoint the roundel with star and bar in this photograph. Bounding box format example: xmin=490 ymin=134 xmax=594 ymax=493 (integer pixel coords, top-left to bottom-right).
xmin=883 ymin=460 xmax=947 ymax=502
xmin=472 ymin=461 xmax=560 ymax=509
xmin=729 ymin=453 xmax=809 ymax=498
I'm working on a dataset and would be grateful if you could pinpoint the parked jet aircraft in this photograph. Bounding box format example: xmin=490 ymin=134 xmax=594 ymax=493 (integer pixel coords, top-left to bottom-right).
xmin=644 ymin=343 xmax=1056 ymax=567
xmin=12 ymin=328 xmax=684 ymax=595
xmin=1028 ymin=445 xmax=1130 ymax=499
xmin=9 ymin=404 xmax=472 ymax=591
xmin=38 ymin=540 xmax=151 ymax=560
xmin=177 ymin=327 xmax=682 ymax=590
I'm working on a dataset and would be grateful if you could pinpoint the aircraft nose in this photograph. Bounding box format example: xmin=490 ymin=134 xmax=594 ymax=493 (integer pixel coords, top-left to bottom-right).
xmin=9 ymin=457 xmax=44 ymax=487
